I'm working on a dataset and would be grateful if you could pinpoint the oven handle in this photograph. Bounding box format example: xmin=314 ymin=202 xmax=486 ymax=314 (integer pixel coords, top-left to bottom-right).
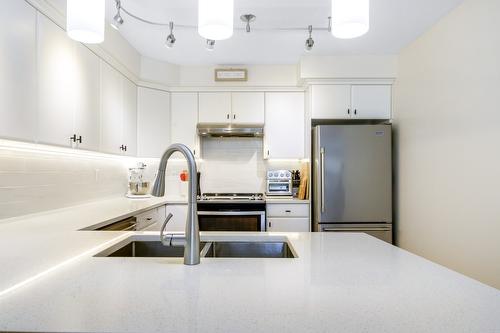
xmin=197 ymin=211 xmax=265 ymax=216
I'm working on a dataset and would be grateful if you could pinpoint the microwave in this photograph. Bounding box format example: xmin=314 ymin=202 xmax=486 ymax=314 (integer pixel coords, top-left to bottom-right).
xmin=266 ymin=170 xmax=293 ymax=196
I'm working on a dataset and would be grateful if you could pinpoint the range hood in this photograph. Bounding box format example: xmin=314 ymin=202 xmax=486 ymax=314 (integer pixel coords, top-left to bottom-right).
xmin=197 ymin=124 xmax=264 ymax=138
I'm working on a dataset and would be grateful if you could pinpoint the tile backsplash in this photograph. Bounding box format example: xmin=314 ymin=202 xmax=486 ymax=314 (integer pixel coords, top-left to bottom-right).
xmin=0 ymin=145 xmax=130 ymax=220
xmin=0 ymin=138 xmax=306 ymax=220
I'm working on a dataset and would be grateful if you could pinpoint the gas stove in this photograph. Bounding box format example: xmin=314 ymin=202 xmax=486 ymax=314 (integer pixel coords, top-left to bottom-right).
xmin=198 ymin=193 xmax=264 ymax=202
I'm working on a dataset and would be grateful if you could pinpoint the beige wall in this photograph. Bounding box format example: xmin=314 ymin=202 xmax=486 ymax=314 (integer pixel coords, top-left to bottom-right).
xmin=394 ymin=0 xmax=500 ymax=289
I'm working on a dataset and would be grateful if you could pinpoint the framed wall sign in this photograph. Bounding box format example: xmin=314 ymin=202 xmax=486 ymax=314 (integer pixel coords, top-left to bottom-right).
xmin=214 ymin=68 xmax=248 ymax=82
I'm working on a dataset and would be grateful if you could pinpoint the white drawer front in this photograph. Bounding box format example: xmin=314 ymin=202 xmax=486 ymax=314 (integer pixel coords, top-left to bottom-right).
xmin=267 ymin=218 xmax=310 ymax=232
xmin=267 ymin=203 xmax=309 ymax=218
xmin=135 ymin=208 xmax=160 ymax=230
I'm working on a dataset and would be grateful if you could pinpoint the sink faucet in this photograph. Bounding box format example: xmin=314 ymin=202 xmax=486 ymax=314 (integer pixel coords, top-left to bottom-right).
xmin=152 ymin=143 xmax=200 ymax=265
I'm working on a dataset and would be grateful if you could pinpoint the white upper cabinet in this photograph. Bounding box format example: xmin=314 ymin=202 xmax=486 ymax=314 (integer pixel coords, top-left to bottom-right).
xmin=37 ymin=14 xmax=100 ymax=150
xmin=137 ymin=87 xmax=171 ymax=158
xmin=311 ymin=84 xmax=392 ymax=120
xmin=198 ymin=92 xmax=231 ymax=124
xmin=73 ymin=43 xmax=100 ymax=151
xmin=37 ymin=14 xmax=76 ymax=147
xmin=171 ymin=93 xmax=200 ymax=158
xmin=231 ymin=92 xmax=265 ymax=124
xmin=0 ymin=0 xmax=37 ymax=142
xmin=264 ymin=92 xmax=305 ymax=159
xmin=100 ymin=61 xmax=123 ymax=155
xmin=122 ymin=78 xmax=137 ymax=156
xmin=311 ymin=85 xmax=351 ymax=119
xmin=351 ymin=85 xmax=392 ymax=120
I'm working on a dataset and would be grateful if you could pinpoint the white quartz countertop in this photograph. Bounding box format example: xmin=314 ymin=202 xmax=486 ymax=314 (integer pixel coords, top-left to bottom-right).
xmin=0 ymin=198 xmax=499 ymax=333
xmin=0 ymin=195 xmax=185 ymax=293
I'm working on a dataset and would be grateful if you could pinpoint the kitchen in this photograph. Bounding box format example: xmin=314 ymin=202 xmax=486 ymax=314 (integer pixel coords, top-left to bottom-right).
xmin=1 ymin=0 xmax=500 ymax=332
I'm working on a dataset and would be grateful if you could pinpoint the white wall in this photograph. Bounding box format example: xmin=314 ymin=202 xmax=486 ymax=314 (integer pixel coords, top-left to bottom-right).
xmin=394 ymin=0 xmax=500 ymax=289
xmin=140 ymin=57 xmax=180 ymax=86
xmin=300 ymin=55 xmax=398 ymax=79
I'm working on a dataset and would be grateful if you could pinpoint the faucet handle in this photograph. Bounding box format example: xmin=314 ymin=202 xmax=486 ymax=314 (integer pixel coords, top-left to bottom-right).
xmin=160 ymin=213 xmax=174 ymax=246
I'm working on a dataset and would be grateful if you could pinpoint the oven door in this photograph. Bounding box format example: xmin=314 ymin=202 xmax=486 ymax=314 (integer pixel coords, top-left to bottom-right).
xmin=197 ymin=211 xmax=266 ymax=232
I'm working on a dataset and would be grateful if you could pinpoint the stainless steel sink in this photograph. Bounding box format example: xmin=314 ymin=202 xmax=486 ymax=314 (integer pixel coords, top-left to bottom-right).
xmin=95 ymin=240 xmax=207 ymax=258
xmin=95 ymin=237 xmax=296 ymax=259
xmin=203 ymin=241 xmax=295 ymax=258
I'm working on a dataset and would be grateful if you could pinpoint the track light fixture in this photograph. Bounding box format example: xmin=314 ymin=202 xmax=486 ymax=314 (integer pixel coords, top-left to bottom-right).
xmin=111 ymin=0 xmax=124 ymax=30
xmin=305 ymin=25 xmax=314 ymax=52
xmin=240 ymin=14 xmax=256 ymax=33
xmin=206 ymin=39 xmax=216 ymax=51
xmin=165 ymin=22 xmax=176 ymax=48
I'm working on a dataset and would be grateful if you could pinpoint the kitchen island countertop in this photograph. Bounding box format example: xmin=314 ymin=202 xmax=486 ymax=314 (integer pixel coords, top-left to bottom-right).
xmin=0 ymin=226 xmax=499 ymax=332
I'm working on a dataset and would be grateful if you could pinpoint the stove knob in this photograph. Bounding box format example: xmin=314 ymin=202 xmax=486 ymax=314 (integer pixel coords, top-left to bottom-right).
xmin=273 ymin=172 xmax=278 ymax=177
xmin=286 ymin=171 xmax=291 ymax=178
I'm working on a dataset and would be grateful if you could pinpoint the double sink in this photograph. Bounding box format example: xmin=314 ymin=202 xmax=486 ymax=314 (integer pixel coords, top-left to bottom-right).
xmin=95 ymin=236 xmax=296 ymax=259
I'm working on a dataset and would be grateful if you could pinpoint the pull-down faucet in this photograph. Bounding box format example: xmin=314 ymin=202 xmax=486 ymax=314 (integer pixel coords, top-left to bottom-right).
xmin=151 ymin=144 xmax=200 ymax=265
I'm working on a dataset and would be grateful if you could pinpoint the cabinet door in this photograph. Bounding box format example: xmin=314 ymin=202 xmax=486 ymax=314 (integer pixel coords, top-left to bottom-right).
xmin=311 ymin=85 xmax=351 ymax=119
xmin=351 ymin=85 xmax=392 ymax=120
xmin=0 ymin=0 xmax=37 ymax=142
xmin=231 ymin=92 xmax=265 ymax=124
xmin=264 ymin=92 xmax=305 ymax=159
xmin=171 ymin=93 xmax=199 ymax=157
xmin=37 ymin=14 xmax=75 ymax=147
xmin=122 ymin=78 xmax=137 ymax=156
xmin=137 ymin=87 xmax=171 ymax=158
xmin=73 ymin=43 xmax=100 ymax=151
xmin=100 ymin=61 xmax=123 ymax=154
xmin=267 ymin=218 xmax=310 ymax=232
xmin=198 ymin=92 xmax=231 ymax=124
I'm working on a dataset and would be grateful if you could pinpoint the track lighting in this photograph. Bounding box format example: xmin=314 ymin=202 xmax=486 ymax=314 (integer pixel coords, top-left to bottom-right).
xmin=206 ymin=39 xmax=216 ymax=51
xmin=305 ymin=25 xmax=314 ymax=52
xmin=240 ymin=14 xmax=256 ymax=33
xmin=111 ymin=0 xmax=124 ymax=30
xmin=165 ymin=22 xmax=176 ymax=48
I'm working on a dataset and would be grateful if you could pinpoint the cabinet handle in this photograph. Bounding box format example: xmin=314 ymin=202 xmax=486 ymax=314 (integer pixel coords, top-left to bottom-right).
xmin=267 ymin=150 xmax=270 ymax=157
xmin=193 ymin=149 xmax=196 ymax=156
xmin=354 ymin=109 xmax=357 ymax=115
xmin=233 ymin=114 xmax=236 ymax=120
xmin=70 ymin=134 xmax=77 ymax=143
xmin=77 ymin=136 xmax=82 ymax=144
xmin=285 ymin=210 xmax=291 ymax=213
xmin=347 ymin=109 xmax=351 ymax=115
xmin=226 ymin=114 xmax=230 ymax=119
xmin=268 ymin=222 xmax=272 ymax=228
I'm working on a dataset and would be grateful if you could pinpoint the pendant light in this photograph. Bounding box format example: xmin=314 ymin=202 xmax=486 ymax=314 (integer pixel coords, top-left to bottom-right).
xmin=331 ymin=0 xmax=369 ymax=39
xmin=198 ymin=0 xmax=234 ymax=40
xmin=67 ymin=0 xmax=105 ymax=44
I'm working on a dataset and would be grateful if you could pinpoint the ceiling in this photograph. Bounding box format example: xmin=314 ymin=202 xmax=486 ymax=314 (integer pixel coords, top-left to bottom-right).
xmin=53 ymin=0 xmax=465 ymax=65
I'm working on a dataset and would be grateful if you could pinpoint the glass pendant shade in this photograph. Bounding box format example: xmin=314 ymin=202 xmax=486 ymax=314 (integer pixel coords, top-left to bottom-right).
xmin=198 ymin=0 xmax=234 ymax=40
xmin=331 ymin=0 xmax=369 ymax=39
xmin=67 ymin=0 xmax=105 ymax=44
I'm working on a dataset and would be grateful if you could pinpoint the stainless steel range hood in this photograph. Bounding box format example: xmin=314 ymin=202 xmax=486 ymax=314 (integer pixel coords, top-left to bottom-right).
xmin=197 ymin=124 xmax=264 ymax=138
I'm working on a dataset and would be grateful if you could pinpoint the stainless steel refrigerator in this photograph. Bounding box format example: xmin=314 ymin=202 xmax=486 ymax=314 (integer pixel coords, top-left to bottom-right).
xmin=312 ymin=125 xmax=393 ymax=243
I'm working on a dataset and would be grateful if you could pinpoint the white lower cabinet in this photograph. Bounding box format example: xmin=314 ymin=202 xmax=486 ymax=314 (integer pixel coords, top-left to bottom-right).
xmin=266 ymin=203 xmax=310 ymax=232
xmin=267 ymin=218 xmax=310 ymax=232
xmin=143 ymin=205 xmax=187 ymax=232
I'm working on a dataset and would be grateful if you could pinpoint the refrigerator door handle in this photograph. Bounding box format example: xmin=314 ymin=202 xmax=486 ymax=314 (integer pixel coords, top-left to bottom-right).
xmin=320 ymin=147 xmax=325 ymax=213
xmin=322 ymin=227 xmax=391 ymax=232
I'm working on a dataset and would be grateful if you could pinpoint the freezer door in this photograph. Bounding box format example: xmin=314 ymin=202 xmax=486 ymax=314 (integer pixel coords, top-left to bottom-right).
xmin=313 ymin=125 xmax=392 ymax=223
xmin=318 ymin=224 xmax=393 ymax=244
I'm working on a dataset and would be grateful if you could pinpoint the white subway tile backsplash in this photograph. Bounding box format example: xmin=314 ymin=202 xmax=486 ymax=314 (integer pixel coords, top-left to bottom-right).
xmin=0 ymin=148 xmax=129 ymax=220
